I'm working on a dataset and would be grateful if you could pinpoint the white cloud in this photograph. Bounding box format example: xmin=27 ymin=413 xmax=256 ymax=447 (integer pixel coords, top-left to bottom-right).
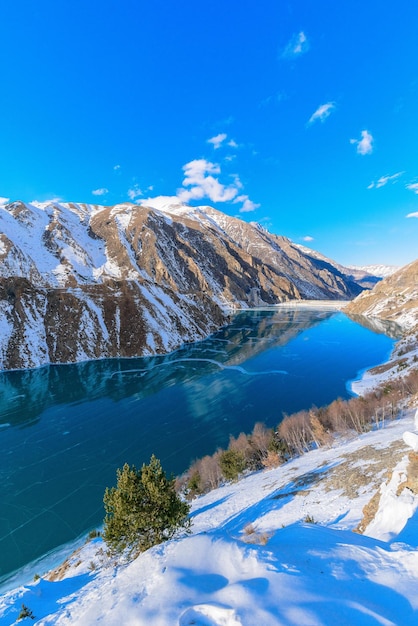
xmin=308 ymin=102 xmax=335 ymax=125
xmin=406 ymin=183 xmax=418 ymax=194
xmin=92 ymin=188 xmax=109 ymax=196
xmin=177 ymin=159 xmax=259 ymax=213
xmin=0 ymin=197 xmax=10 ymax=206
xmin=406 ymin=211 xmax=418 ymax=218
xmin=350 ymin=130 xmax=374 ymax=155
xmin=228 ymin=139 xmax=238 ymax=148
xmin=128 ymin=184 xmax=143 ymax=201
xmin=302 ymin=235 xmax=314 ymax=242
xmin=178 ymin=159 xmax=239 ymax=203
xmin=282 ymin=31 xmax=309 ymax=58
xmin=207 ymin=133 xmax=228 ymax=149
xmin=233 ymin=194 xmax=260 ymax=213
xmin=368 ymin=172 xmax=403 ymax=189
xmin=113 ymin=164 xmax=121 ymax=171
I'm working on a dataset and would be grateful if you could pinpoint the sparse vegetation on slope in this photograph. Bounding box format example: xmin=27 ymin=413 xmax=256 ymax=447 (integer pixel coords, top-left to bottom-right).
xmin=178 ymin=361 xmax=418 ymax=498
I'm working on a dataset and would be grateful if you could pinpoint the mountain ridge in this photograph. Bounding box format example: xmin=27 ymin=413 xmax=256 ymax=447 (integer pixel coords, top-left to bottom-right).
xmin=0 ymin=197 xmax=365 ymax=370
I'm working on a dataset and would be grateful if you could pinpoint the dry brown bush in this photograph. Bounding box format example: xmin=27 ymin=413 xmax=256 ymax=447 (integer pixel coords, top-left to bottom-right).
xmin=198 ymin=451 xmax=223 ymax=492
xmin=250 ymin=422 xmax=274 ymax=464
xmin=309 ymin=413 xmax=332 ymax=447
xmin=262 ymin=449 xmax=282 ymax=469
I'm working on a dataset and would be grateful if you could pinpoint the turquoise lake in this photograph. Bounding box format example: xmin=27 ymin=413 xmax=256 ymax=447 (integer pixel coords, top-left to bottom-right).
xmin=0 ymin=308 xmax=397 ymax=582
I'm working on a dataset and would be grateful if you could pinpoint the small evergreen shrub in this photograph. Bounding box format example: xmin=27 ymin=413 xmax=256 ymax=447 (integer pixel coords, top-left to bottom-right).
xmin=219 ymin=449 xmax=246 ymax=481
xmin=186 ymin=470 xmax=202 ymax=498
xmin=88 ymin=529 xmax=100 ymax=540
xmin=103 ymin=455 xmax=191 ymax=557
xmin=17 ymin=604 xmax=35 ymax=621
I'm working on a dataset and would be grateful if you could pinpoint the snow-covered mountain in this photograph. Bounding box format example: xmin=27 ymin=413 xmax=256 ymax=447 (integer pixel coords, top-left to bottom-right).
xmin=348 ymin=264 xmax=399 ymax=278
xmin=346 ymin=258 xmax=418 ymax=331
xmin=0 ymin=197 xmax=365 ymax=370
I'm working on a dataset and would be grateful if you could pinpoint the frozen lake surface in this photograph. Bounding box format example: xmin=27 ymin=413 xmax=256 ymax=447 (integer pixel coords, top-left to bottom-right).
xmin=0 ymin=308 xmax=396 ymax=582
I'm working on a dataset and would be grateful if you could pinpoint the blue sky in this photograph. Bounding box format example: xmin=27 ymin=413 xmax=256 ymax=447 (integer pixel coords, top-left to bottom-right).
xmin=1 ymin=0 xmax=417 ymax=267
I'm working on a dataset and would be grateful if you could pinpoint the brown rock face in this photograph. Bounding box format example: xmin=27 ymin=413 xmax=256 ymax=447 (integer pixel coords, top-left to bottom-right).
xmin=0 ymin=199 xmax=365 ymax=370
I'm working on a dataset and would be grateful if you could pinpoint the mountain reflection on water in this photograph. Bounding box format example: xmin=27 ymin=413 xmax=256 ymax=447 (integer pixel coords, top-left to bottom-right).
xmin=0 ymin=308 xmax=395 ymax=583
xmin=0 ymin=308 xmax=334 ymax=428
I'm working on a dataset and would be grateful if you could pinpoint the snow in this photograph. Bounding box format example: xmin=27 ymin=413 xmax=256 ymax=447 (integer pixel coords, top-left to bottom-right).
xmin=0 ymin=202 xmax=108 ymax=286
xmin=364 ymin=456 xmax=418 ymax=542
xmin=348 ymin=265 xmax=399 ymax=278
xmin=2 ymin=408 xmax=418 ymax=625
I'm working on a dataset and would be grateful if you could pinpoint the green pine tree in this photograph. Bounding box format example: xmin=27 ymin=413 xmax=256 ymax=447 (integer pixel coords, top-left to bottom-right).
xmin=219 ymin=448 xmax=246 ymax=481
xmin=103 ymin=455 xmax=191 ymax=557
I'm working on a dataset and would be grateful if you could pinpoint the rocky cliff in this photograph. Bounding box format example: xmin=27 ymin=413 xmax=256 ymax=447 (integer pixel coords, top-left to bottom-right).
xmin=0 ymin=197 xmax=365 ymax=370
xmin=345 ymin=259 xmax=418 ymax=332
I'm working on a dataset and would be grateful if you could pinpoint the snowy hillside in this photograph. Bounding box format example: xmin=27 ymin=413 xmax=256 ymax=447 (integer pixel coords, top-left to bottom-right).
xmin=346 ymin=258 xmax=418 ymax=332
xmin=1 ymin=406 xmax=418 ymax=625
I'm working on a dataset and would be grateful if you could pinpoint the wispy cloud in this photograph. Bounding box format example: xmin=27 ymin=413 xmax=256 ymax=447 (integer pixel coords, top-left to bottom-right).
xmin=127 ymin=184 xmax=143 ymax=201
xmin=177 ymin=159 xmax=258 ymax=212
xmin=207 ymin=133 xmax=228 ymax=149
xmin=302 ymin=235 xmax=314 ymax=242
xmin=368 ymin=172 xmax=403 ymax=189
xmin=233 ymin=195 xmax=260 ymax=213
xmin=350 ymin=130 xmax=374 ymax=155
xmin=308 ymin=102 xmax=335 ymax=125
xmin=260 ymin=92 xmax=287 ymax=108
xmin=282 ymin=31 xmax=309 ymax=59
xmin=113 ymin=164 xmax=121 ymax=171
xmin=0 ymin=197 xmax=9 ymax=206
xmin=92 ymin=188 xmax=109 ymax=196
xmin=406 ymin=182 xmax=418 ymax=194
xmin=406 ymin=211 xmax=418 ymax=218
xmin=207 ymin=133 xmax=238 ymax=150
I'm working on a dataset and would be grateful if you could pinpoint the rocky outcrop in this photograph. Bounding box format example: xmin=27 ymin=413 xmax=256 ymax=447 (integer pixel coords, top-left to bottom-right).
xmin=0 ymin=197 xmax=366 ymax=370
xmin=345 ymin=259 xmax=418 ymax=332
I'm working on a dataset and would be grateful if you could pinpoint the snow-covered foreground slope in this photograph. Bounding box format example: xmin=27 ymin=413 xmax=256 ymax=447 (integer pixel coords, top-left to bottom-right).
xmin=2 ymin=408 xmax=418 ymax=625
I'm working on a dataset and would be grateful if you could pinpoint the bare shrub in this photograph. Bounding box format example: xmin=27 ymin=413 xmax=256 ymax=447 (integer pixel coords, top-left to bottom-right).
xmin=229 ymin=432 xmax=255 ymax=468
xmin=326 ymin=398 xmax=350 ymax=433
xmin=309 ymin=413 xmax=332 ymax=447
xmin=278 ymin=411 xmax=312 ymax=456
xmin=250 ymin=422 xmax=275 ymax=466
xmin=198 ymin=451 xmax=223 ymax=492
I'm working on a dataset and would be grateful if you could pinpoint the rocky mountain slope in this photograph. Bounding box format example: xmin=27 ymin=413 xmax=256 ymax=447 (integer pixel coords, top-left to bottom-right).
xmin=346 ymin=258 xmax=418 ymax=332
xmin=296 ymin=243 xmax=394 ymax=289
xmin=0 ymin=197 xmax=365 ymax=370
